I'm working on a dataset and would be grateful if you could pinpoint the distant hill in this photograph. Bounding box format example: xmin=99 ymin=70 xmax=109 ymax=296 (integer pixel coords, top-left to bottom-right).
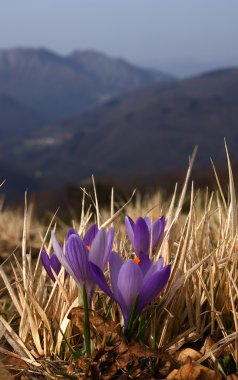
xmin=0 ymin=48 xmax=174 ymax=119
xmin=1 ymin=66 xmax=238 ymax=201
xmin=0 ymin=160 xmax=40 ymax=201
xmin=9 ymin=67 xmax=238 ymax=189
xmin=69 ymin=50 xmax=173 ymax=92
xmin=0 ymin=94 xmax=45 ymax=140
xmin=0 ymin=94 xmax=46 ymax=171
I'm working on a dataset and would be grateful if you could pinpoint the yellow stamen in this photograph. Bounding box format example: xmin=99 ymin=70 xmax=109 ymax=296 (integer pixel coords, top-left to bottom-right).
xmin=87 ymin=245 xmax=91 ymax=251
xmin=134 ymin=257 xmax=140 ymax=265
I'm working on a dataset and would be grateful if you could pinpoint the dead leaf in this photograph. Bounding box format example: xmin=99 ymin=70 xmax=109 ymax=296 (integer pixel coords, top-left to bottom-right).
xmin=158 ymin=359 xmax=173 ymax=378
xmin=167 ymin=369 xmax=179 ymax=379
xmin=101 ymin=363 xmax=118 ymax=380
xmin=200 ymin=335 xmax=225 ymax=359
xmin=0 ymin=362 xmax=13 ymax=380
xmin=116 ymin=353 xmax=132 ymax=369
xmin=5 ymin=356 xmax=28 ymax=371
xmin=176 ymin=348 xmax=202 ymax=364
xmin=127 ymin=340 xmax=156 ymax=358
xmin=69 ymin=307 xmax=120 ymax=337
xmin=200 ymin=336 xmax=216 ymax=355
xmin=67 ymin=362 xmax=75 ymax=375
xmin=76 ymin=357 xmax=89 ymax=372
xmin=90 ymin=362 xmax=100 ymax=379
xmin=112 ymin=338 xmax=127 ymax=359
xmin=167 ymin=361 xmax=222 ymax=380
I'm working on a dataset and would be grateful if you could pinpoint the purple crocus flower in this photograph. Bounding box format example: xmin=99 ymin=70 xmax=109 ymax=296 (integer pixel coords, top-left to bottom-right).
xmin=41 ymin=250 xmax=62 ymax=282
xmin=89 ymin=253 xmax=171 ymax=328
xmin=41 ymin=227 xmax=77 ymax=282
xmin=52 ymin=227 xmax=114 ymax=303
xmin=125 ymin=215 xmax=165 ymax=258
xmin=83 ymin=224 xmax=99 ymax=247
xmin=41 ymin=225 xmax=100 ymax=283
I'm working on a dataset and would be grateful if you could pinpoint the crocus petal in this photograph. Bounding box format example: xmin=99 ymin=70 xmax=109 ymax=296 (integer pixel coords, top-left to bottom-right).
xmin=51 ymin=231 xmax=80 ymax=284
xmin=143 ymin=258 xmax=164 ymax=283
xmin=117 ymin=260 xmax=143 ymax=320
xmin=88 ymin=228 xmax=106 ymax=267
xmin=41 ymin=249 xmax=55 ymax=282
xmin=88 ymin=228 xmax=107 ymax=270
xmin=89 ymin=262 xmax=115 ymax=300
xmin=152 ymin=216 xmax=165 ymax=249
xmin=66 ymin=228 xmax=77 ymax=240
xmin=125 ymin=216 xmax=135 ymax=246
xmin=66 ymin=235 xmax=89 ymax=284
xmin=103 ymin=227 xmax=114 ymax=268
xmin=109 ymin=252 xmax=128 ymax=319
xmin=110 ymin=252 xmax=123 ymax=299
xmin=144 ymin=216 xmax=152 ymax=232
xmin=138 ymin=254 xmax=152 ymax=276
xmin=137 ymin=264 xmax=171 ymax=314
xmin=83 ymin=224 xmax=99 ymax=246
xmin=50 ymin=253 xmax=61 ymax=275
xmin=134 ymin=217 xmax=150 ymax=256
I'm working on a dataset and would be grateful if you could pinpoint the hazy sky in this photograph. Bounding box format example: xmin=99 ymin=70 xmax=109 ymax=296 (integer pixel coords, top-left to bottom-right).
xmin=0 ymin=0 xmax=237 ymax=76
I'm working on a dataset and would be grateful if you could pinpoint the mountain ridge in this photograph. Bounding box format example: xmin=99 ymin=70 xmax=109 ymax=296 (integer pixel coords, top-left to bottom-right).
xmin=0 ymin=52 xmax=238 ymax=199
xmin=18 ymin=67 xmax=238 ymax=187
xmin=0 ymin=47 xmax=174 ymax=119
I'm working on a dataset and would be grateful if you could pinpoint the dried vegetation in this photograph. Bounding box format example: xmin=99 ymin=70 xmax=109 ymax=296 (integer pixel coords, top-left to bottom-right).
xmin=1 ymin=148 xmax=238 ymax=379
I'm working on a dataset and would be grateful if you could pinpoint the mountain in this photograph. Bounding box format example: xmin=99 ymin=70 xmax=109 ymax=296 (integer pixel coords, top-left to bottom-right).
xmin=0 ymin=48 xmax=174 ymax=119
xmin=0 ymin=93 xmax=45 ymax=137
xmin=0 ymin=93 xmax=46 ymax=167
xmin=0 ymin=94 xmax=44 ymax=200
xmin=0 ymin=160 xmax=40 ymax=201
xmin=69 ymin=50 xmax=173 ymax=91
xmin=142 ymin=58 xmax=238 ymax=78
xmin=9 ymin=67 xmax=238 ymax=189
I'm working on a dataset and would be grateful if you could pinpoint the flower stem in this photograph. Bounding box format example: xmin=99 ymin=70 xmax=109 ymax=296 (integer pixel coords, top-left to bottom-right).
xmin=151 ymin=307 xmax=157 ymax=351
xmin=125 ymin=293 xmax=139 ymax=341
xmin=105 ymin=299 xmax=113 ymax=318
xmin=82 ymin=284 xmax=91 ymax=355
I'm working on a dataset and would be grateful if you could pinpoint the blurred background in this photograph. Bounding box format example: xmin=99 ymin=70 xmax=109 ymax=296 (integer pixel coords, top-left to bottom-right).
xmin=0 ymin=0 xmax=238 ymax=213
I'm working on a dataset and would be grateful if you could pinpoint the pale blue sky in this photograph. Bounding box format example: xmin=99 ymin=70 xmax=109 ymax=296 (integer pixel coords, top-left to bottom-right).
xmin=0 ymin=0 xmax=237 ymax=76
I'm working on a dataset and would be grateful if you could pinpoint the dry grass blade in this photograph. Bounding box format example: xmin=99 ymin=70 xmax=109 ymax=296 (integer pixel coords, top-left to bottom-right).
xmin=174 ymin=145 xmax=197 ymax=221
xmin=0 ymin=266 xmax=22 ymax=315
xmin=225 ymin=140 xmax=237 ymax=238
xmin=211 ymin=158 xmax=227 ymax=212
xmin=0 ymin=347 xmax=39 ymax=366
xmin=101 ymin=189 xmax=136 ymax=228
xmin=28 ymin=293 xmax=53 ymax=339
xmin=92 ymin=174 xmax=101 ymax=227
xmin=0 ymin=316 xmax=36 ymax=361
xmin=0 ymin=179 xmax=6 ymax=188
xmin=198 ymin=332 xmax=238 ymax=364
xmin=21 ymin=192 xmax=28 ymax=290
xmin=55 ymin=297 xmax=78 ymax=354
